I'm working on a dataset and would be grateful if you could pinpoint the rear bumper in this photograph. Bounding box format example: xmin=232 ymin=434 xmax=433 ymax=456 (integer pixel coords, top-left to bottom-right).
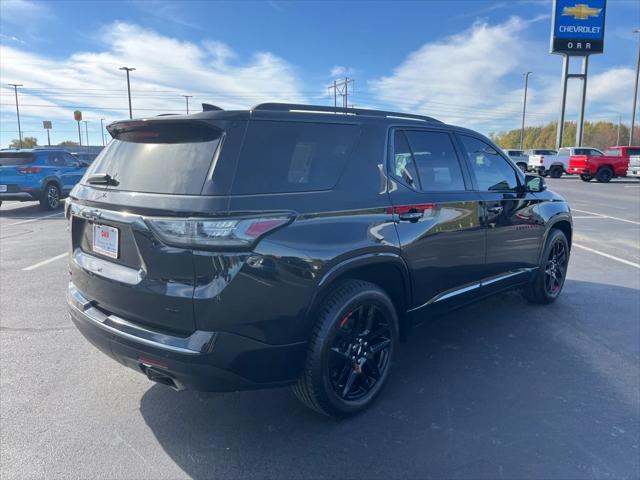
xmin=0 ymin=192 xmax=37 ymax=201
xmin=68 ymin=282 xmax=307 ymax=392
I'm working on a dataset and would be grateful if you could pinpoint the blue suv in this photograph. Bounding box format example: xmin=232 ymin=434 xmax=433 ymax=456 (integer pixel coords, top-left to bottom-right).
xmin=0 ymin=149 xmax=87 ymax=210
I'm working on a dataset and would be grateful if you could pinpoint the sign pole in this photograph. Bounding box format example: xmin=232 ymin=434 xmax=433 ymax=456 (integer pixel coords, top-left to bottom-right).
xmin=47 ymin=129 xmax=51 ymax=146
xmin=556 ymin=55 xmax=570 ymax=149
xmin=576 ymin=56 xmax=589 ymax=146
xmin=77 ymin=121 xmax=82 ymax=146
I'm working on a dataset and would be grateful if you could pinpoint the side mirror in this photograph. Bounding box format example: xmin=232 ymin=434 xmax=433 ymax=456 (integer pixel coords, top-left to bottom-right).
xmin=525 ymin=174 xmax=546 ymax=192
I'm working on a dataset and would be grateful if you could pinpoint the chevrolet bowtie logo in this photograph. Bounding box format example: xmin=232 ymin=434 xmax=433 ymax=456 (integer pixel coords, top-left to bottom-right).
xmin=561 ymin=3 xmax=602 ymax=20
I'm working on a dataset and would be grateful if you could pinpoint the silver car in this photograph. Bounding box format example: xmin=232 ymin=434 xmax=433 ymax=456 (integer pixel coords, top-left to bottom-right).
xmin=503 ymin=149 xmax=529 ymax=172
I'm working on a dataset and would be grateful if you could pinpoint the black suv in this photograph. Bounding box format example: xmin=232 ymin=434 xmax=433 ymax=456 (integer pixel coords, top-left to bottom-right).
xmin=66 ymin=103 xmax=572 ymax=417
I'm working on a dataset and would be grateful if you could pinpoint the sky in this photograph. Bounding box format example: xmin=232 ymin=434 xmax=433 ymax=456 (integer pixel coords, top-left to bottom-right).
xmin=0 ymin=0 xmax=638 ymax=147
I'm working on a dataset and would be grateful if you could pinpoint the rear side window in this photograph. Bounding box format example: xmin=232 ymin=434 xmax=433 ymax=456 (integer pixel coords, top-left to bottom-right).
xmin=403 ymin=130 xmax=465 ymax=192
xmin=0 ymin=152 xmax=34 ymax=166
xmin=85 ymin=121 xmax=222 ymax=194
xmin=231 ymin=121 xmax=359 ymax=194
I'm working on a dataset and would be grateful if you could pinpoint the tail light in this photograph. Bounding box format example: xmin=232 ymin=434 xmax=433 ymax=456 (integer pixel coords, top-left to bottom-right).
xmin=539 ymin=156 xmax=544 ymax=164
xmin=17 ymin=166 xmax=41 ymax=174
xmin=146 ymin=216 xmax=291 ymax=249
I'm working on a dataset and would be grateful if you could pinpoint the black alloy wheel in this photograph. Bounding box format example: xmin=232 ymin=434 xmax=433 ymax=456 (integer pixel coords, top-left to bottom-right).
xmin=544 ymin=238 xmax=568 ymax=297
xmin=328 ymin=304 xmax=392 ymax=401
xmin=524 ymin=229 xmax=570 ymax=304
xmin=595 ymin=167 xmax=613 ymax=183
xmin=293 ymin=280 xmax=399 ymax=417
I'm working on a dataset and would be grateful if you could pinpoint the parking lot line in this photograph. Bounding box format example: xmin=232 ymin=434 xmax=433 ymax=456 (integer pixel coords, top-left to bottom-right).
xmin=6 ymin=212 xmax=64 ymax=227
xmin=571 ymin=209 xmax=640 ymax=225
xmin=22 ymin=253 xmax=68 ymax=271
xmin=573 ymin=243 xmax=640 ymax=269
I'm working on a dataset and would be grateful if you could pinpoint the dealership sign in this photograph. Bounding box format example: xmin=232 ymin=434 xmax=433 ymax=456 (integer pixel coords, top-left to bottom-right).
xmin=550 ymin=0 xmax=606 ymax=55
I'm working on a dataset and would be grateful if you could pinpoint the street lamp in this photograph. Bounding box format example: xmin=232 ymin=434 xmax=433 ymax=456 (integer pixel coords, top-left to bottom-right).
xmin=183 ymin=95 xmax=193 ymax=115
xmin=7 ymin=83 xmax=23 ymax=148
xmin=119 ymin=66 xmax=136 ymax=119
xmin=520 ymin=72 xmax=532 ymax=150
xmin=83 ymin=121 xmax=90 ymax=147
xmin=630 ymin=29 xmax=640 ymax=145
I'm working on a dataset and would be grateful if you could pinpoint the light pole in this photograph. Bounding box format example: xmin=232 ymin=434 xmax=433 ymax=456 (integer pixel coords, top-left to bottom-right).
xmin=520 ymin=72 xmax=532 ymax=150
xmin=183 ymin=95 xmax=193 ymax=114
xmin=119 ymin=67 xmax=136 ymax=119
xmin=630 ymin=29 xmax=640 ymax=145
xmin=100 ymin=118 xmax=105 ymax=146
xmin=8 ymin=83 xmax=23 ymax=148
xmin=83 ymin=121 xmax=89 ymax=147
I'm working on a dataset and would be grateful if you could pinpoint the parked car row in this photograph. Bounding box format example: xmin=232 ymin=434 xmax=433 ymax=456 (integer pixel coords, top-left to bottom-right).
xmin=0 ymin=149 xmax=88 ymax=210
xmin=504 ymin=146 xmax=640 ymax=183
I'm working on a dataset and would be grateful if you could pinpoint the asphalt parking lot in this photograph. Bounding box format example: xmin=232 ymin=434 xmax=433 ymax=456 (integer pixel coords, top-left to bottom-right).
xmin=1 ymin=177 xmax=639 ymax=480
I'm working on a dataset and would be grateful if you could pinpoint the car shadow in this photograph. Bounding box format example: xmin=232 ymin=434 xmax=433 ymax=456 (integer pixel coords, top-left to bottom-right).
xmin=139 ymin=281 xmax=639 ymax=479
xmin=0 ymin=202 xmax=63 ymax=219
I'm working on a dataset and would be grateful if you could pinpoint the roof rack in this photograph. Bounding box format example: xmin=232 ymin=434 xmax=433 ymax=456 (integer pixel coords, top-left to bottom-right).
xmin=252 ymin=103 xmax=442 ymax=123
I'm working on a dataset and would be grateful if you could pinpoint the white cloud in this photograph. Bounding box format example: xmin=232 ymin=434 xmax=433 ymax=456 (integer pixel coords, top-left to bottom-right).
xmin=368 ymin=17 xmax=637 ymax=134
xmin=0 ymin=22 xmax=306 ymax=145
xmin=369 ymin=17 xmax=529 ymax=128
xmin=330 ymin=65 xmax=356 ymax=78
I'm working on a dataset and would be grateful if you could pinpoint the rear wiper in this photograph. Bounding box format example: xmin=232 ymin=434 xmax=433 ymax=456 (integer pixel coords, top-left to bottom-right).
xmin=86 ymin=173 xmax=119 ymax=186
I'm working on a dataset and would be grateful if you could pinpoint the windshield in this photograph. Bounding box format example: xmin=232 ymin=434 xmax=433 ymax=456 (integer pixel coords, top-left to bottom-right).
xmin=84 ymin=122 xmax=222 ymax=194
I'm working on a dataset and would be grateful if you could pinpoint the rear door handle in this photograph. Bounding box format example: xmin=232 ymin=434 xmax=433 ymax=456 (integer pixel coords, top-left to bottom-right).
xmin=487 ymin=206 xmax=503 ymax=214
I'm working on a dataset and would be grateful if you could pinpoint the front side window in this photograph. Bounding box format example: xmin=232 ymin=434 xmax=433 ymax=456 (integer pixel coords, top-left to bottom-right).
xmin=403 ymin=130 xmax=465 ymax=191
xmin=459 ymin=135 xmax=519 ymax=192
xmin=47 ymin=152 xmax=68 ymax=167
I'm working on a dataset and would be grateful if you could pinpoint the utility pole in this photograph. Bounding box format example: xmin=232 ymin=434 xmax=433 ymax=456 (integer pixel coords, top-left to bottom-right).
xmin=100 ymin=118 xmax=105 ymax=146
xmin=83 ymin=121 xmax=89 ymax=147
xmin=328 ymin=78 xmax=354 ymax=111
xmin=617 ymin=114 xmax=622 ymax=145
xmin=630 ymin=29 xmax=640 ymax=145
xmin=183 ymin=95 xmax=193 ymax=114
xmin=119 ymin=66 xmax=136 ymax=119
xmin=8 ymin=83 xmax=23 ymax=148
xmin=520 ymin=72 xmax=532 ymax=150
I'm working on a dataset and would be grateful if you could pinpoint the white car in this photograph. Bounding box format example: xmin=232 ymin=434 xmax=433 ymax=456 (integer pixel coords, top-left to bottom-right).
xmin=626 ymin=155 xmax=640 ymax=178
xmin=528 ymin=147 xmax=603 ymax=178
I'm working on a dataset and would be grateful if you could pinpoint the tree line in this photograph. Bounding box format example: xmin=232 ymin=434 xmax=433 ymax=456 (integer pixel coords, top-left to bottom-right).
xmin=7 ymin=137 xmax=79 ymax=148
xmin=490 ymin=121 xmax=639 ymax=151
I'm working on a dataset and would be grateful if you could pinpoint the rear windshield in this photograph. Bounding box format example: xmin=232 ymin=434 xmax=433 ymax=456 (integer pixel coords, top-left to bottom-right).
xmin=0 ymin=152 xmax=35 ymax=166
xmin=231 ymin=121 xmax=360 ymax=194
xmin=533 ymin=150 xmax=556 ymax=155
xmin=84 ymin=121 xmax=222 ymax=194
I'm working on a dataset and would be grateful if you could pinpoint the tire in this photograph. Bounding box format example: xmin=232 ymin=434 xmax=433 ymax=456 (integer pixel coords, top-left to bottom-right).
xmin=580 ymin=174 xmax=592 ymax=182
xmin=549 ymin=166 xmax=563 ymax=178
xmin=524 ymin=229 xmax=570 ymax=304
xmin=595 ymin=167 xmax=613 ymax=183
xmin=39 ymin=183 xmax=61 ymax=210
xmin=517 ymin=163 xmax=527 ymax=173
xmin=293 ymin=280 xmax=399 ymax=418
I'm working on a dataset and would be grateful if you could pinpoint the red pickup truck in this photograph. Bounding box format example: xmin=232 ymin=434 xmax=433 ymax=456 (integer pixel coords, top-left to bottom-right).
xmin=568 ymin=145 xmax=640 ymax=182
